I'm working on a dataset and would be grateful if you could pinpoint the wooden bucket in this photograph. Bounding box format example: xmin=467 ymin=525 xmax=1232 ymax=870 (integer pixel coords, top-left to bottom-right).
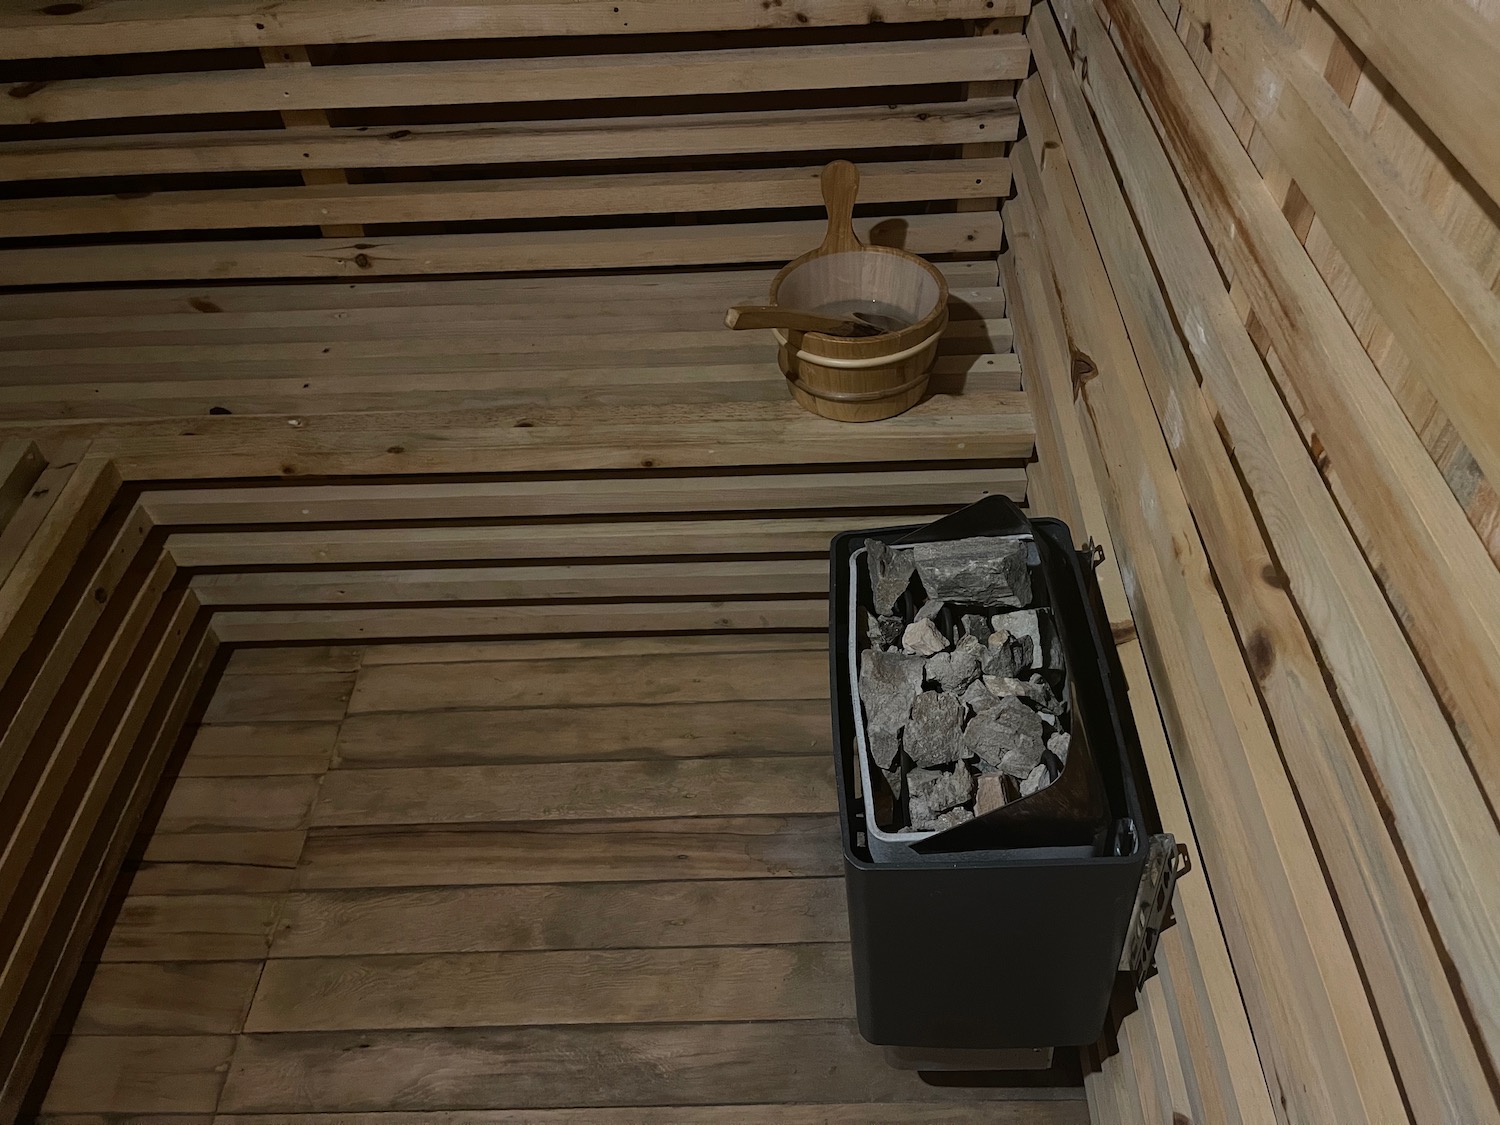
xmin=769 ymin=161 xmax=949 ymax=422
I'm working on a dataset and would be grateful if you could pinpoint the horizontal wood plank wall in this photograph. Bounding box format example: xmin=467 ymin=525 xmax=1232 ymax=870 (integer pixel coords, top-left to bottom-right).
xmin=1009 ymin=0 xmax=1500 ymax=1121
xmin=0 ymin=4 xmax=1028 ymax=288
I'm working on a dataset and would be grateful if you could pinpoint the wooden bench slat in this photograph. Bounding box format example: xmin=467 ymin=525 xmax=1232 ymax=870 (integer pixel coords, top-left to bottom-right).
xmin=0 ymin=98 xmax=1018 ymax=182
xmin=0 ymin=37 xmax=1028 ymax=125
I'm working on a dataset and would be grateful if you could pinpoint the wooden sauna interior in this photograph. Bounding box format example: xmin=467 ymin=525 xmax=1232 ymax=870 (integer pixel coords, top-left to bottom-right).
xmin=1 ymin=0 xmax=1497 ymax=1120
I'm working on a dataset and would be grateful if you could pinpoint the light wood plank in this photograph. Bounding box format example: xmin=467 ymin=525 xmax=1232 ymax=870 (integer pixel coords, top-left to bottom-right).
xmin=206 ymin=1107 xmax=1085 ymax=1125
xmin=0 ymin=0 xmax=1027 ymax=59
xmin=1 ymin=159 xmax=1010 ymax=238
xmin=0 ymin=38 xmax=1028 ymax=125
xmin=294 ymin=814 xmax=842 ymax=889
xmin=312 ymin=757 xmax=834 ymax=827
xmin=0 ymin=211 xmax=1004 ymax=287
xmin=270 ymin=878 xmax=846 ymax=958
xmin=74 ymin=961 xmax=262 ymax=1035
xmin=347 ymin=650 xmax=827 ymax=713
xmin=191 ymin=560 xmax=829 ymax=608
xmin=102 ymin=894 xmax=279 ymax=962
xmin=356 ymin=635 xmax=827 ymax=665
xmin=0 ymin=99 xmax=1018 ymax=182
xmin=0 ymin=439 xmax=44 ymax=533
xmin=247 ymin=944 xmax=852 ymax=1031
xmin=217 ymin=1021 xmax=1076 ymax=1113
xmin=334 ymin=699 xmax=827 ymax=768
xmin=41 ymin=1036 xmax=234 ymax=1116
xmin=200 ymin=672 xmax=354 ymax=724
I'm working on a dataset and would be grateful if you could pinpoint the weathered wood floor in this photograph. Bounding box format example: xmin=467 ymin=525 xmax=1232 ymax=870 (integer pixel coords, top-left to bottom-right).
xmin=37 ymin=637 xmax=1088 ymax=1122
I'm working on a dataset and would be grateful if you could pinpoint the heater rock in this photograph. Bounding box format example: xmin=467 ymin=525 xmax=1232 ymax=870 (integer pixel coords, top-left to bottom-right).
xmin=992 ymin=696 xmax=1048 ymax=778
xmin=975 ymin=773 xmax=1008 ymax=815
xmin=981 ymin=632 xmax=1034 ymax=678
xmin=915 ymin=598 xmax=946 ymax=623
xmin=905 ymin=690 xmax=967 ymax=766
xmin=912 ymin=536 xmax=1031 ymax=607
xmin=991 ymin=610 xmax=1041 ymax=662
xmin=908 ymin=764 xmax=975 ymax=826
xmin=1020 ymin=761 xmax=1052 ymax=797
xmin=927 ymin=806 xmax=976 ymax=832
xmin=866 ymin=613 xmax=904 ymax=650
xmin=925 ymin=634 xmax=983 ymax=692
xmin=902 ymin=618 xmax=949 ymax=658
xmin=865 ymin=538 xmax=916 ymax=616
xmin=981 ymin=674 xmax=1057 ymax=710
xmin=1048 ymin=731 xmax=1071 ymax=767
xmin=959 ymin=678 xmax=1002 ymax=716
xmin=961 ymin=613 xmax=994 ymax=644
xmin=859 ymin=649 xmax=924 ymax=769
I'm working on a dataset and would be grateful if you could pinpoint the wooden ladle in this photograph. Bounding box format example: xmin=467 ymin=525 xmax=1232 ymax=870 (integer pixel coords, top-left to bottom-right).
xmin=725 ymin=304 xmax=883 ymax=337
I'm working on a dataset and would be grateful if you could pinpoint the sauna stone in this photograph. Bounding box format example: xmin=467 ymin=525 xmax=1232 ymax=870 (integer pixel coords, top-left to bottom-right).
xmin=859 ymin=649 xmax=925 ymax=769
xmin=981 ymin=632 xmax=1033 ymax=678
xmin=908 ymin=765 xmax=975 ymax=827
xmin=905 ymin=690 xmax=967 ymax=766
xmin=992 ymin=610 xmax=1041 ymax=662
xmin=1020 ymin=762 xmax=1051 ymax=798
xmin=915 ymin=598 xmax=946 ymax=622
xmin=959 ymin=678 xmax=1002 ymax=716
xmin=865 ymin=538 xmax=916 ymax=616
xmin=867 ymin=612 xmax=904 ymax=650
xmin=982 ymin=673 xmax=1057 ymax=709
xmin=912 ymin=536 xmax=1031 ymax=606
xmin=990 ymin=696 xmax=1048 ymax=778
xmin=928 ymin=806 xmax=976 ymax=831
xmin=962 ymin=613 xmax=994 ymax=644
xmin=902 ymin=618 xmax=949 ymax=657
xmin=975 ymin=773 xmax=1007 ymax=815
xmin=1048 ymin=731 xmax=1072 ymax=766
xmin=925 ymin=634 xmax=983 ymax=692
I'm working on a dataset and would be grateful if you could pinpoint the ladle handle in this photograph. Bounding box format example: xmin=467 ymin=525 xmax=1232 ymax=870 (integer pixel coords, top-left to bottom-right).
xmin=725 ymin=304 xmax=865 ymax=335
xmin=818 ymin=160 xmax=862 ymax=254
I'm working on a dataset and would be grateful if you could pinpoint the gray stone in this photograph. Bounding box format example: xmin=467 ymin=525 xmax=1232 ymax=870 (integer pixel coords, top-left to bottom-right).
xmin=859 ymin=649 xmax=925 ymax=770
xmin=915 ymin=598 xmax=946 ymax=623
xmin=960 ymin=678 xmax=1002 ymax=716
xmin=1041 ymin=610 xmax=1067 ymax=670
xmin=992 ymin=696 xmax=1048 ymax=779
xmin=905 ymin=690 xmax=967 ymax=766
xmin=865 ymin=538 xmax=916 ymax=616
xmin=902 ymin=618 xmax=949 ymax=658
xmin=1048 ymin=731 xmax=1071 ymax=767
xmin=991 ymin=610 xmax=1041 ymax=661
xmin=961 ymin=613 xmax=994 ymax=644
xmin=925 ymin=634 xmax=983 ymax=693
xmin=1019 ymin=761 xmax=1052 ymax=797
xmin=912 ymin=536 xmax=1031 ymax=607
xmin=926 ymin=806 xmax=976 ymax=832
xmin=908 ymin=765 xmax=975 ymax=826
xmin=975 ymin=772 xmax=1008 ymax=815
xmin=865 ymin=612 xmax=904 ymax=650
xmin=981 ymin=673 xmax=1058 ymax=710
xmin=1029 ymin=673 xmax=1066 ymax=713
xmin=981 ymin=632 xmax=1034 ymax=678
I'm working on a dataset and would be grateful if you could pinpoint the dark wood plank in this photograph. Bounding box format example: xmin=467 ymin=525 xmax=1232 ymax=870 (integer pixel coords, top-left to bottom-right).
xmin=73 ymin=961 xmax=262 ymax=1034
xmin=223 ymin=647 xmax=363 ymax=675
xmin=158 ymin=775 xmax=322 ymax=833
xmin=246 ymin=944 xmax=852 ymax=1031
xmin=129 ymin=829 xmax=307 ymax=896
xmin=311 ymin=757 xmax=833 ymax=827
xmin=204 ymin=1107 xmax=1088 ymax=1125
xmin=41 ymin=1035 xmax=233 ymax=1115
xmin=271 ymin=878 xmax=846 ymax=958
xmin=334 ymin=699 xmax=827 ymax=768
xmin=346 ymin=651 xmax=827 ymax=713
xmin=181 ymin=723 xmax=340 ymax=778
xmin=202 ymin=672 xmax=354 ymax=724
xmin=218 ymin=1021 xmax=1081 ymax=1113
xmin=295 ymin=815 xmax=841 ymax=889
xmin=102 ymin=894 xmax=279 ymax=962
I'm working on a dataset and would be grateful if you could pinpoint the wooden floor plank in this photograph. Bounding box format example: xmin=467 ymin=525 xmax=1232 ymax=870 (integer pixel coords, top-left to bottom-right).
xmin=270 ymin=878 xmax=846 ymax=959
xmin=158 ymin=775 xmax=322 ymax=834
xmin=355 ymin=634 xmax=827 ymax=666
xmin=311 ymin=757 xmax=833 ymax=828
xmin=41 ymin=1035 xmax=234 ymax=1115
xmin=217 ymin=1021 xmax=1078 ymax=1113
xmin=294 ymin=815 xmax=842 ymax=889
xmin=346 ymin=651 xmax=827 ymax=714
xmin=333 ymin=699 xmax=827 ymax=769
xmin=73 ymin=961 xmax=263 ymax=1035
xmin=201 ymin=672 xmax=355 ymax=725
xmin=129 ymin=829 xmax=308 ymax=896
xmin=222 ymin=647 xmax=362 ymax=675
xmin=246 ymin=944 xmax=853 ymax=1032
xmin=102 ymin=894 xmax=279 ymax=962
xmin=181 ymin=723 xmax=341 ymax=778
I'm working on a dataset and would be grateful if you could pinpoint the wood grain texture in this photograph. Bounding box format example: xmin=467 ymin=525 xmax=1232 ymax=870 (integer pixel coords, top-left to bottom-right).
xmin=217 ymin=1021 xmax=1078 ymax=1113
xmin=42 ymin=1036 xmax=234 ymax=1115
xmin=203 ymin=1107 xmax=1086 ymax=1125
xmin=102 ymin=894 xmax=280 ymax=962
xmin=201 ymin=673 xmax=354 ymax=725
xmin=311 ymin=757 xmax=833 ymax=827
xmin=158 ymin=775 xmax=323 ymax=834
xmin=269 ymin=879 xmax=847 ymax=958
xmin=181 ymin=723 xmax=341 ymax=777
xmin=355 ymin=634 xmax=827 ymax=666
xmin=347 ymin=650 xmax=827 ymax=713
xmin=73 ymin=961 xmax=263 ymax=1035
xmin=294 ymin=815 xmax=842 ymax=889
xmin=130 ymin=830 xmax=309 ymax=896
xmin=246 ymin=944 xmax=853 ymax=1031
xmin=333 ymin=699 xmax=827 ymax=768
